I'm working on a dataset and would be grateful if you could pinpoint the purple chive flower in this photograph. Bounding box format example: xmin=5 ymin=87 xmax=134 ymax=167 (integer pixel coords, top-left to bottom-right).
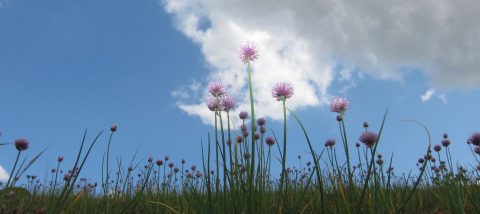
xmin=221 ymin=95 xmax=236 ymax=112
xmin=57 ymin=156 xmax=64 ymax=162
xmin=363 ymin=121 xmax=369 ymax=128
xmin=260 ymin=126 xmax=266 ymax=134
xmin=254 ymin=132 xmax=260 ymax=140
xmin=324 ymin=139 xmax=336 ymax=147
xmin=240 ymin=41 xmax=258 ymax=64
xmin=235 ymin=135 xmax=244 ymax=143
xmin=207 ymin=98 xmax=223 ymax=112
xmin=469 ymin=132 xmax=480 ymax=146
xmin=355 ymin=142 xmax=360 ymax=148
xmin=265 ymin=136 xmax=275 ymax=146
xmin=156 ymin=160 xmax=164 ymax=166
xmin=443 ymin=133 xmax=448 ymax=139
xmin=330 ymin=96 xmax=349 ymax=114
xmin=376 ymin=159 xmax=384 ymax=165
xmin=433 ymin=144 xmax=442 ymax=152
xmin=207 ymin=81 xmax=226 ymax=97
xmin=110 ymin=124 xmax=118 ymax=132
xmin=359 ymin=131 xmax=378 ymax=148
xmin=168 ymin=162 xmax=174 ymax=168
xmin=239 ymin=111 xmax=249 ymax=120
xmin=272 ymin=82 xmax=294 ymax=101
xmin=165 ymin=155 xmax=170 ymax=161
xmin=14 ymin=138 xmax=29 ymax=151
xmin=441 ymin=139 xmax=450 ymax=147
xmin=257 ymin=117 xmax=266 ymax=126
xmin=475 ymin=146 xmax=480 ymax=155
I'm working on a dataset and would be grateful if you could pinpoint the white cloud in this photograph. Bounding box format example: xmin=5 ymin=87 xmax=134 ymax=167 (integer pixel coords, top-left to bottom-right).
xmin=421 ymin=89 xmax=435 ymax=102
xmin=162 ymin=0 xmax=478 ymax=124
xmin=0 ymin=165 xmax=9 ymax=182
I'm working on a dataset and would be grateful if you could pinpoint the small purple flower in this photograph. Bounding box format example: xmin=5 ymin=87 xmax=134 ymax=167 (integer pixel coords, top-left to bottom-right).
xmin=443 ymin=133 xmax=448 ymax=139
xmin=254 ymin=132 xmax=260 ymax=140
xmin=110 ymin=124 xmax=118 ymax=132
xmin=260 ymin=126 xmax=266 ymax=134
xmin=235 ymin=135 xmax=244 ymax=143
xmin=207 ymin=98 xmax=223 ymax=112
xmin=165 ymin=155 xmax=170 ymax=161
xmin=58 ymin=156 xmax=64 ymax=162
xmin=363 ymin=121 xmax=369 ymax=128
xmin=475 ymin=146 xmax=480 ymax=155
xmin=239 ymin=111 xmax=249 ymax=120
xmin=272 ymin=82 xmax=294 ymax=101
xmin=168 ymin=162 xmax=174 ymax=168
xmin=433 ymin=144 xmax=442 ymax=152
xmin=468 ymin=132 xmax=480 ymax=146
xmin=221 ymin=95 xmax=236 ymax=112
xmin=330 ymin=96 xmax=349 ymax=114
xmin=355 ymin=142 xmax=360 ymax=148
xmin=336 ymin=115 xmax=343 ymax=122
xmin=207 ymin=81 xmax=226 ymax=97
xmin=257 ymin=117 xmax=266 ymax=126
xmin=156 ymin=160 xmax=164 ymax=166
xmin=324 ymin=139 xmax=336 ymax=147
xmin=14 ymin=138 xmax=29 ymax=151
xmin=265 ymin=136 xmax=275 ymax=146
xmin=441 ymin=139 xmax=450 ymax=147
xmin=376 ymin=159 xmax=384 ymax=165
xmin=240 ymin=41 xmax=258 ymax=64
xmin=359 ymin=131 xmax=378 ymax=148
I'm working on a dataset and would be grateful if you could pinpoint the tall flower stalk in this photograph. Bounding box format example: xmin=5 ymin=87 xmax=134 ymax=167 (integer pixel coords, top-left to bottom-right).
xmin=240 ymin=42 xmax=258 ymax=203
xmin=6 ymin=138 xmax=29 ymax=188
xmin=272 ymin=82 xmax=294 ymax=204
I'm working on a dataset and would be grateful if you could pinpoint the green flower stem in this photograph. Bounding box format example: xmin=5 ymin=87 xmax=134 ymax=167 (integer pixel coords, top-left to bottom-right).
xmin=247 ymin=61 xmax=256 ymax=209
xmin=6 ymin=151 xmax=21 ymax=188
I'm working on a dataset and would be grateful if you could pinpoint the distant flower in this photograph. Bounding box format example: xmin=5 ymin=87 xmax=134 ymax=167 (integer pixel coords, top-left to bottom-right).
xmin=265 ymin=136 xmax=275 ymax=146
xmin=475 ymin=146 xmax=480 ymax=155
xmin=443 ymin=133 xmax=448 ymax=139
xmin=254 ymin=132 xmax=260 ymax=140
xmin=468 ymin=132 xmax=480 ymax=146
xmin=355 ymin=142 xmax=360 ymax=148
xmin=165 ymin=155 xmax=170 ymax=161
xmin=260 ymin=126 xmax=266 ymax=134
xmin=168 ymin=162 xmax=174 ymax=168
xmin=156 ymin=160 xmax=164 ymax=166
xmin=221 ymin=95 xmax=236 ymax=112
xmin=330 ymin=96 xmax=349 ymax=114
xmin=363 ymin=121 xmax=369 ymax=128
xmin=240 ymin=41 xmax=258 ymax=64
xmin=359 ymin=131 xmax=378 ymax=148
xmin=207 ymin=98 xmax=223 ymax=111
xmin=207 ymin=81 xmax=226 ymax=97
xmin=14 ymin=138 xmax=29 ymax=151
xmin=236 ymin=136 xmax=244 ymax=143
xmin=433 ymin=144 xmax=442 ymax=152
xmin=441 ymin=139 xmax=450 ymax=147
xmin=257 ymin=117 xmax=266 ymax=126
xmin=336 ymin=115 xmax=343 ymax=122
xmin=272 ymin=82 xmax=294 ymax=101
xmin=181 ymin=159 xmax=185 ymax=164
xmin=58 ymin=156 xmax=64 ymax=162
xmin=239 ymin=111 xmax=249 ymax=120
xmin=324 ymin=139 xmax=336 ymax=147
xmin=110 ymin=124 xmax=118 ymax=132
xmin=148 ymin=157 xmax=153 ymax=163
xmin=376 ymin=159 xmax=384 ymax=165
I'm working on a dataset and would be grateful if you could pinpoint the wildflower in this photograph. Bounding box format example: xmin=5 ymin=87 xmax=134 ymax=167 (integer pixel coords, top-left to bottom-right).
xmin=418 ymin=158 xmax=425 ymax=164
xmin=433 ymin=144 xmax=442 ymax=152
xmin=168 ymin=163 xmax=174 ymax=168
xmin=377 ymin=154 xmax=382 ymax=159
xmin=441 ymin=139 xmax=450 ymax=147
xmin=243 ymin=153 xmax=251 ymax=159
xmin=475 ymin=146 xmax=480 ymax=155
xmin=324 ymin=139 xmax=336 ymax=147
xmin=235 ymin=136 xmax=244 ymax=143
xmin=330 ymin=96 xmax=349 ymax=114
xmin=207 ymin=81 xmax=226 ymax=97
xmin=165 ymin=155 xmax=170 ymax=161
xmin=181 ymin=159 xmax=185 ymax=164
xmin=254 ymin=132 xmax=260 ymax=140
xmin=336 ymin=115 xmax=343 ymax=122
xmin=260 ymin=126 xmax=266 ymax=134
xmin=191 ymin=165 xmax=197 ymax=171
xmin=226 ymin=139 xmax=232 ymax=145
xmin=174 ymin=167 xmax=180 ymax=173
xmin=110 ymin=124 xmax=118 ymax=132
xmin=443 ymin=133 xmax=448 ymax=139
xmin=359 ymin=131 xmax=378 ymax=148
xmin=265 ymin=136 xmax=275 ymax=146
xmin=156 ymin=160 xmax=164 ymax=166
xmin=355 ymin=142 xmax=360 ymax=148
xmin=376 ymin=159 xmax=384 ymax=165
xmin=257 ymin=117 xmax=266 ymax=126
xmin=14 ymin=138 xmax=29 ymax=151
xmin=207 ymin=98 xmax=222 ymax=111
xmin=239 ymin=111 xmax=249 ymax=120
xmin=272 ymin=82 xmax=294 ymax=101
xmin=363 ymin=121 xmax=369 ymax=128
xmin=469 ymin=132 xmax=480 ymax=146
xmin=221 ymin=95 xmax=236 ymax=112
xmin=64 ymin=173 xmax=71 ymax=182
xmin=58 ymin=156 xmax=64 ymax=162
xmin=240 ymin=41 xmax=258 ymax=64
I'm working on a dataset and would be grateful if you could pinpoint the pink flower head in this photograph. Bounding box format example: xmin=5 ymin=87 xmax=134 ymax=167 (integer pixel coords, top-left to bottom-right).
xmin=240 ymin=41 xmax=258 ymax=64
xmin=330 ymin=96 xmax=349 ymax=113
xmin=469 ymin=132 xmax=480 ymax=146
xmin=14 ymin=138 xmax=29 ymax=151
xmin=207 ymin=98 xmax=223 ymax=111
xmin=272 ymin=82 xmax=294 ymax=101
xmin=207 ymin=81 xmax=226 ymax=97
xmin=221 ymin=95 xmax=236 ymax=112
xmin=359 ymin=131 xmax=378 ymax=148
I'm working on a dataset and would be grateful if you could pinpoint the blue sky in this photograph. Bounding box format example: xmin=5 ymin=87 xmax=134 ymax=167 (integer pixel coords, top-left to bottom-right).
xmin=1 ymin=0 xmax=480 ymax=183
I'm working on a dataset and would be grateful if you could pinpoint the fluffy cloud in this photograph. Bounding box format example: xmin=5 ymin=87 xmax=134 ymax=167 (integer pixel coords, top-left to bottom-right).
xmin=0 ymin=165 xmax=8 ymax=182
xmin=163 ymin=0 xmax=478 ymax=124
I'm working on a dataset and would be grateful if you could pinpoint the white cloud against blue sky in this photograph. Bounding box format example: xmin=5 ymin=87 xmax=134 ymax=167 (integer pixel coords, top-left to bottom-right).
xmin=164 ymin=0 xmax=480 ymax=124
